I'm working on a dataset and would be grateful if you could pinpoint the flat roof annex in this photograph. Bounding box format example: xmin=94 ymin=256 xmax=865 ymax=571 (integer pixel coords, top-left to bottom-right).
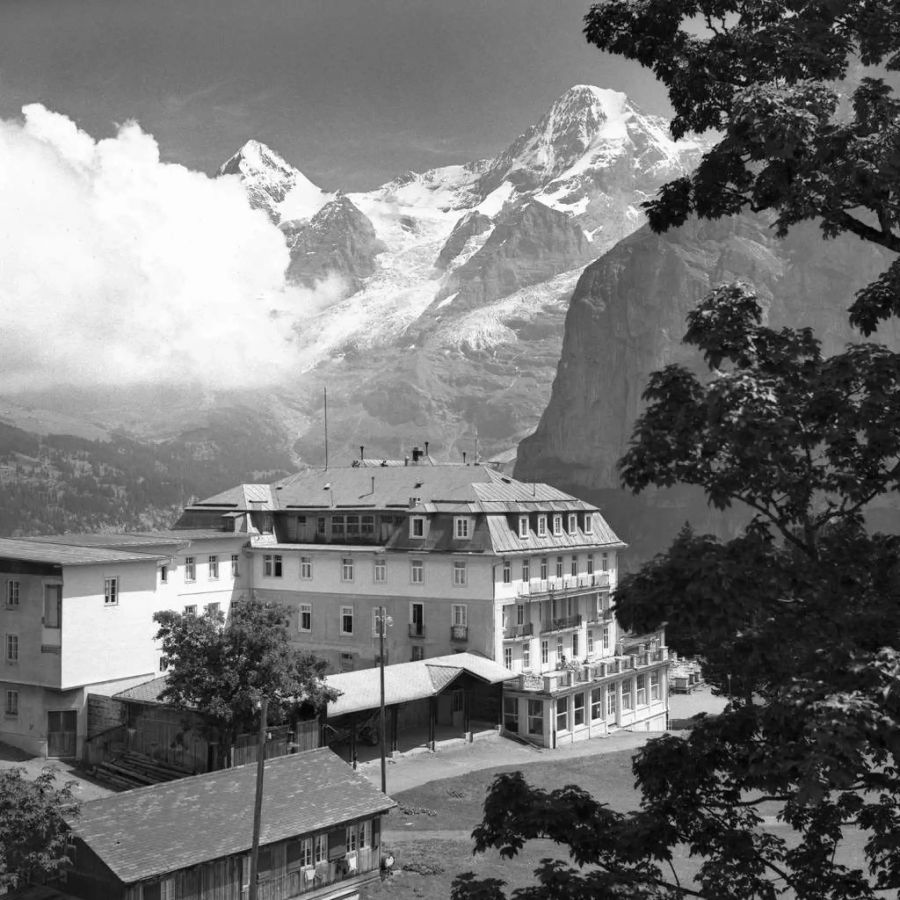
xmin=0 ymin=538 xmax=168 ymax=567
xmin=67 ymin=748 xmax=395 ymax=885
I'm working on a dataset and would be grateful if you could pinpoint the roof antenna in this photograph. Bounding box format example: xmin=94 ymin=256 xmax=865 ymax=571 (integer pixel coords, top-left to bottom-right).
xmin=323 ymin=387 xmax=329 ymax=471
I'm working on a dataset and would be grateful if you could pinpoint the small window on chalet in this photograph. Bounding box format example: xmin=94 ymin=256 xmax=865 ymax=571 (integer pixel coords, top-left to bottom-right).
xmin=552 ymin=514 xmax=563 ymax=536
xmin=454 ymin=517 xmax=470 ymax=539
xmin=584 ymin=514 xmax=593 ymax=534
xmin=537 ymin=515 xmax=547 ymax=537
xmin=518 ymin=516 xmax=529 ymax=539
xmin=410 ymin=516 xmax=426 ymax=538
xmin=567 ymin=513 xmax=577 ymax=535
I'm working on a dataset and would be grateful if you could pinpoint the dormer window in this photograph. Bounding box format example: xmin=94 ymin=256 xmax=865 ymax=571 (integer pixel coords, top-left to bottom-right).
xmin=584 ymin=514 xmax=593 ymax=534
xmin=537 ymin=515 xmax=547 ymax=537
xmin=518 ymin=515 xmax=529 ymax=539
xmin=567 ymin=513 xmax=577 ymax=535
xmin=454 ymin=517 xmax=471 ymax=540
xmin=552 ymin=514 xmax=563 ymax=536
xmin=410 ymin=516 xmax=426 ymax=538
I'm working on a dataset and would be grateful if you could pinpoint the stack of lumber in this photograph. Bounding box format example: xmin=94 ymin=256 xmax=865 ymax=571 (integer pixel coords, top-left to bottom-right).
xmin=92 ymin=751 xmax=194 ymax=791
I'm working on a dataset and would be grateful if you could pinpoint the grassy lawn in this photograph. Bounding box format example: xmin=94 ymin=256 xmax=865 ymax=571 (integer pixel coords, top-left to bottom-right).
xmin=361 ymin=745 xmax=876 ymax=899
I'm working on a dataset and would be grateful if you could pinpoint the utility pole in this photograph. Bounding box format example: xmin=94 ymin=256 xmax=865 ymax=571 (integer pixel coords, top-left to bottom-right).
xmin=378 ymin=605 xmax=387 ymax=795
xmin=248 ymin=696 xmax=268 ymax=900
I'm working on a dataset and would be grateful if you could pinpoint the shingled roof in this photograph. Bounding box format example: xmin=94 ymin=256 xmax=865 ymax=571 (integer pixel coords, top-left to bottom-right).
xmin=68 ymin=749 xmax=394 ymax=885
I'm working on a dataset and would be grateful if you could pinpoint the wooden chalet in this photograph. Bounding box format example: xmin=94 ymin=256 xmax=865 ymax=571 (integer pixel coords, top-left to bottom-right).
xmin=64 ymin=748 xmax=395 ymax=900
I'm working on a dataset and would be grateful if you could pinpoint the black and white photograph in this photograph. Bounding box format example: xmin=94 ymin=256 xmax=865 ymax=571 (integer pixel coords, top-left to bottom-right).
xmin=1 ymin=1 xmax=900 ymax=898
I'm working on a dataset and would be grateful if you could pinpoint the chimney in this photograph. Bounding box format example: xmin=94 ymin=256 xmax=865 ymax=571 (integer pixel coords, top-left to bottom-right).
xmin=371 ymin=476 xmax=375 ymax=494
xmin=462 ymin=451 xmax=467 ymax=465
xmin=411 ymin=446 xmax=422 ymax=463
xmin=424 ymin=441 xmax=429 ymax=458
xmin=360 ymin=445 xmax=365 ymax=461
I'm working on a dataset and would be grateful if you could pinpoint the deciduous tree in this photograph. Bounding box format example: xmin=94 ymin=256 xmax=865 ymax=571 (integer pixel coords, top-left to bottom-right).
xmin=0 ymin=767 xmax=77 ymax=890
xmin=154 ymin=597 xmax=336 ymax=768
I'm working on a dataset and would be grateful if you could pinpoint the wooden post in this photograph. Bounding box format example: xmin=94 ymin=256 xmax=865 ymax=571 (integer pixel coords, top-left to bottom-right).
xmin=463 ymin=689 xmax=471 ymax=738
xmin=379 ymin=605 xmax=387 ymax=793
xmin=248 ymin=696 xmax=268 ymax=900
xmin=390 ymin=706 xmax=399 ymax=754
xmin=350 ymin=714 xmax=358 ymax=769
xmin=428 ymin=696 xmax=436 ymax=750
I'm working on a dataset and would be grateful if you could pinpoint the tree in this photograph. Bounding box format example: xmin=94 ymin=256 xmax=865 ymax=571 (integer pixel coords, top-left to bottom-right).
xmin=0 ymin=767 xmax=77 ymax=890
xmin=154 ymin=597 xmax=337 ymax=768
xmin=452 ymin=3 xmax=900 ymax=898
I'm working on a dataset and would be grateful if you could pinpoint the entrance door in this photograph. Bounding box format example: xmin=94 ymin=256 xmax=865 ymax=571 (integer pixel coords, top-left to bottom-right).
xmin=451 ymin=690 xmax=465 ymax=728
xmin=47 ymin=710 xmax=77 ymax=758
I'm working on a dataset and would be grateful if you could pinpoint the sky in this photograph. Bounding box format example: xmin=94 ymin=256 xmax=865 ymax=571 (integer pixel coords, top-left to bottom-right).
xmin=0 ymin=0 xmax=668 ymax=394
xmin=0 ymin=0 xmax=666 ymax=191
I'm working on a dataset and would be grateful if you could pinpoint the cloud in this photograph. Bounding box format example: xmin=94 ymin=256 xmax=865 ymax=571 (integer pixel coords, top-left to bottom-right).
xmin=0 ymin=104 xmax=330 ymax=391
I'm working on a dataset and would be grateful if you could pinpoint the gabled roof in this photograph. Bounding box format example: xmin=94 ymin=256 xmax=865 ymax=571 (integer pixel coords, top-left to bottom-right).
xmin=0 ymin=539 xmax=167 ymax=567
xmin=487 ymin=511 xmax=625 ymax=554
xmin=193 ymin=483 xmax=274 ymax=509
xmin=68 ymin=749 xmax=394 ymax=885
xmin=112 ymin=675 xmax=171 ymax=706
xmin=24 ymin=530 xmax=240 ymax=549
xmin=326 ymin=652 xmax=516 ymax=717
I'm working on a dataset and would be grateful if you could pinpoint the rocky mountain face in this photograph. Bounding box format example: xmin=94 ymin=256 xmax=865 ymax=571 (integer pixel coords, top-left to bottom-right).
xmin=215 ymin=84 xmax=707 ymax=467
xmin=514 ymin=214 xmax=900 ymax=566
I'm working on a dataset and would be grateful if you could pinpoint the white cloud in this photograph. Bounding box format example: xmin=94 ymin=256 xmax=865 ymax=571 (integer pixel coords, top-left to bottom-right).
xmin=0 ymin=104 xmax=331 ymax=390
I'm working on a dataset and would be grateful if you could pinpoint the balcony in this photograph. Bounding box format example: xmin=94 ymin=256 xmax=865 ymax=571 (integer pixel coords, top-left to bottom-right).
xmin=541 ymin=614 xmax=582 ymax=635
xmin=408 ymin=623 xmax=426 ymax=639
xmin=450 ymin=624 xmax=468 ymax=642
xmin=518 ymin=572 xmax=610 ymax=600
xmin=256 ymin=847 xmax=378 ymax=899
xmin=503 ymin=622 xmax=534 ymax=641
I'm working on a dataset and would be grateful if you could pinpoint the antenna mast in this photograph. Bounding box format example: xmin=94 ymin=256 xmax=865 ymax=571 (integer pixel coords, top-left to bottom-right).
xmin=323 ymin=387 xmax=329 ymax=471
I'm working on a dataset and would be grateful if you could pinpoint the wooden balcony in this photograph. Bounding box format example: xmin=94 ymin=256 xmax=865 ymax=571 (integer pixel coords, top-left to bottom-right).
xmin=517 ymin=572 xmax=610 ymax=600
xmin=256 ymin=847 xmax=378 ymax=899
xmin=541 ymin=614 xmax=582 ymax=635
xmin=503 ymin=622 xmax=534 ymax=641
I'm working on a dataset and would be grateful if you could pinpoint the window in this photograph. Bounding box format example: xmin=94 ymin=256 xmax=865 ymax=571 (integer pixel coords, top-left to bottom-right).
xmin=43 ymin=585 xmax=61 ymax=628
xmin=184 ymin=557 xmax=196 ymax=582
xmin=602 ymin=625 xmax=610 ymax=651
xmin=555 ymin=556 xmax=563 ymax=579
xmin=6 ymin=634 xmax=18 ymax=662
xmin=104 ymin=577 xmax=118 ymax=606
xmin=263 ymin=554 xmax=283 ymax=577
xmin=503 ymin=696 xmax=519 ymax=732
xmin=537 ymin=515 xmax=547 ymax=537
xmin=572 ymin=632 xmax=579 ymax=659
xmin=622 ymin=679 xmax=634 ymax=710
xmin=345 ymin=515 xmax=360 ymax=538
xmin=372 ymin=609 xmax=386 ymax=637
xmin=521 ymin=559 xmax=530 ymax=582
xmin=358 ymin=820 xmax=371 ymax=849
xmin=574 ymin=692 xmax=586 ymax=726
xmin=340 ymin=606 xmax=354 ymax=635
xmin=557 ymin=636 xmax=564 ymax=662
xmin=291 ymin=837 xmax=313 ymax=869
xmin=523 ymin=643 xmax=530 ymax=669
xmin=591 ymin=686 xmax=604 ymax=720
xmin=317 ymin=517 xmax=326 ymax=537
xmin=602 ymin=552 xmax=609 ymax=571
xmin=159 ymin=565 xmax=168 ymax=584
xmin=5 ymin=581 xmax=19 ymax=608
xmin=587 ymin=629 xmax=594 ymax=655
xmin=453 ymin=560 xmax=467 ymax=586
xmin=373 ymin=558 xmax=386 ymax=583
xmin=584 ymin=514 xmax=593 ymax=534
xmin=650 ymin=670 xmax=661 ymax=701
xmin=341 ymin=557 xmax=354 ymax=582
xmin=518 ymin=516 xmax=529 ymax=538
xmin=502 ymin=560 xmax=511 ymax=584
xmin=411 ymin=645 xmax=425 ymax=661
xmin=346 ymin=825 xmax=359 ymax=853
xmin=541 ymin=640 xmax=549 ymax=665
xmin=556 ymin=697 xmax=568 ymax=732
xmin=636 ymin=674 xmax=647 ymax=706
xmin=184 ymin=604 xmax=197 ymax=616
xmin=300 ymin=556 xmax=312 ymax=580
xmin=231 ymin=554 xmax=240 ymax=577
xmin=410 ymin=516 xmax=425 ymax=538
xmin=527 ymin=699 xmax=543 ymax=736
xmin=452 ymin=604 xmax=467 ymax=626
xmin=410 ymin=602 xmax=424 ymax=636
xmin=264 ymin=554 xmax=272 ymax=577
xmin=568 ymin=513 xmax=577 ymax=534
xmin=516 ymin=604 xmax=525 ymax=626
xmin=540 ymin=558 xmax=548 ymax=580
xmin=587 ymin=554 xmax=594 ymax=575
xmin=361 ymin=515 xmax=375 ymax=537
xmin=570 ymin=555 xmax=578 ymax=577
xmin=332 ymin=515 xmax=345 ymax=537
xmin=159 ymin=656 xmax=167 ymax=672
xmin=207 ymin=555 xmax=218 ymax=580
xmin=410 ymin=559 xmax=424 ymax=584
xmin=552 ymin=514 xmax=563 ymax=536
xmin=504 ymin=647 xmax=512 ymax=669
xmin=454 ymin=517 xmax=470 ymax=539
xmin=205 ymin=602 xmax=220 ymax=617
xmin=314 ymin=834 xmax=327 ymax=863
xmin=5 ymin=690 xmax=17 ymax=717
xmin=607 ymin=688 xmax=617 ymax=717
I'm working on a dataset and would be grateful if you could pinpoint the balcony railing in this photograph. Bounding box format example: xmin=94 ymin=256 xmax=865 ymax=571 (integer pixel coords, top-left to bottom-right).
xmin=256 ymin=848 xmax=377 ymax=899
xmin=408 ymin=623 xmax=426 ymax=638
xmin=503 ymin=622 xmax=534 ymax=640
xmin=518 ymin=572 xmax=610 ymax=599
xmin=450 ymin=624 xmax=468 ymax=642
xmin=541 ymin=614 xmax=582 ymax=634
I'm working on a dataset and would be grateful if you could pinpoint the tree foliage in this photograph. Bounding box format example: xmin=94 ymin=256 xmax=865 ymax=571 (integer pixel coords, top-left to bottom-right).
xmin=453 ymin=3 xmax=900 ymax=898
xmin=154 ymin=597 xmax=337 ymax=767
xmin=0 ymin=767 xmax=77 ymax=890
